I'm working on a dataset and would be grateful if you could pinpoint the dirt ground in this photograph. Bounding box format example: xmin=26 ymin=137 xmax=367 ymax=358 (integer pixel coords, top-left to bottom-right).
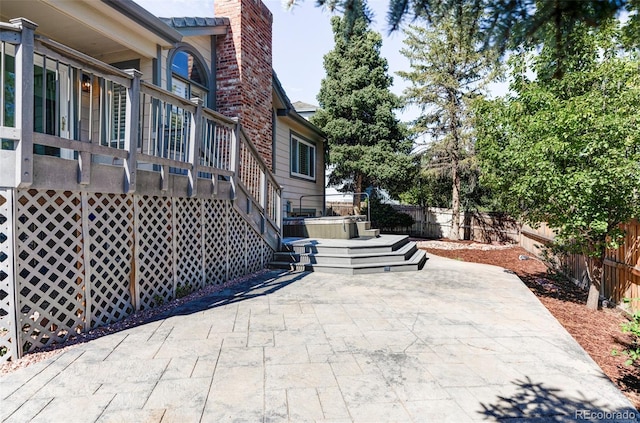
xmin=419 ymin=239 xmax=640 ymax=410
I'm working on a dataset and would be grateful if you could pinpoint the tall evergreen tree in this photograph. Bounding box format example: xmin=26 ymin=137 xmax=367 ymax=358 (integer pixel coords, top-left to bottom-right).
xmin=311 ymin=2 xmax=414 ymax=208
xmin=398 ymin=2 xmax=498 ymax=240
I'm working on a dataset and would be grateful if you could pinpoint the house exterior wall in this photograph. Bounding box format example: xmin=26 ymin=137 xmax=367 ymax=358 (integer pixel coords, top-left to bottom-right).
xmin=274 ymin=115 xmax=325 ymax=217
xmin=183 ymin=35 xmax=213 ymax=70
xmin=215 ymin=0 xmax=273 ymax=168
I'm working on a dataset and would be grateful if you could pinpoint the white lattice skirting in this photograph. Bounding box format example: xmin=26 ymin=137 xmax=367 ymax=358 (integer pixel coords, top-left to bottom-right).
xmin=0 ymin=188 xmax=274 ymax=362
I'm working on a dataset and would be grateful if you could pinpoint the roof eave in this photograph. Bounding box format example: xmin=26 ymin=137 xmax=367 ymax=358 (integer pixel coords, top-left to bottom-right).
xmin=289 ymin=110 xmax=327 ymax=140
xmin=101 ymin=0 xmax=183 ymax=44
xmin=273 ymin=70 xmax=326 ymax=140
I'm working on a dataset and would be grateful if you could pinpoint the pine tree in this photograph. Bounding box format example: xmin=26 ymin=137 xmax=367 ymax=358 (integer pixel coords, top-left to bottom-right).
xmin=398 ymin=2 xmax=498 ymax=240
xmin=305 ymin=0 xmax=629 ymax=57
xmin=311 ymin=2 xmax=414 ymax=208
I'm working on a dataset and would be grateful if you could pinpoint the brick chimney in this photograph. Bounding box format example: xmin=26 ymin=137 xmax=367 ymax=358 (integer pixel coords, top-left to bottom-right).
xmin=215 ymin=0 xmax=273 ymax=168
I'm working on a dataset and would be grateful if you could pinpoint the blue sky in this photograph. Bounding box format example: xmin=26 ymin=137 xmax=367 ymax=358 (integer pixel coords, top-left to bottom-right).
xmin=133 ymin=0 xmax=418 ymax=121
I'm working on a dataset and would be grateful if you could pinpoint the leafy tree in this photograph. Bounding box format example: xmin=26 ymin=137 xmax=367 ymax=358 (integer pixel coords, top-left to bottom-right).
xmin=476 ymin=22 xmax=640 ymax=309
xmin=399 ymin=170 xmax=452 ymax=208
xmin=311 ymin=1 xmax=415 ymax=207
xmin=397 ymin=3 xmax=499 ymax=239
xmin=400 ymin=154 xmax=494 ymax=211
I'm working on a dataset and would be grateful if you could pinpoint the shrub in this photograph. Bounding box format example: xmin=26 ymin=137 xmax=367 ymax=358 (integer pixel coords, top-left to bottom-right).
xmin=612 ymin=298 xmax=640 ymax=366
xmin=176 ymin=283 xmax=192 ymax=299
xmin=362 ymin=200 xmax=415 ymax=232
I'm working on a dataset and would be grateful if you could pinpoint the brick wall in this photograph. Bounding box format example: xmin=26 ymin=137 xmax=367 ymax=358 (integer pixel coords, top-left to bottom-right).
xmin=215 ymin=0 xmax=273 ymax=168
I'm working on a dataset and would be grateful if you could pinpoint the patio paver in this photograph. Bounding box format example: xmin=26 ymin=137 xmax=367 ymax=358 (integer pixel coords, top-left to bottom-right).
xmin=1 ymin=254 xmax=637 ymax=422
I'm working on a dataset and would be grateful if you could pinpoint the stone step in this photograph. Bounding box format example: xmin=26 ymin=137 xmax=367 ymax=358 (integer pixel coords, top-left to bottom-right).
xmin=273 ymin=241 xmax=417 ymax=266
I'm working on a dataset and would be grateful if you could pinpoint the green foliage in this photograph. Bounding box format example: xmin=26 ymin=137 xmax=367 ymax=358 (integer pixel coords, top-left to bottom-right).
xmin=476 ymin=22 xmax=640 ymax=307
xmin=152 ymin=294 xmax=164 ymax=307
xmin=305 ymin=0 xmax=633 ymax=64
xmin=398 ymin=4 xmax=499 ymax=237
xmin=362 ymin=196 xmax=415 ymax=231
xmin=612 ymin=299 xmax=640 ymax=366
xmin=477 ymin=41 xmax=640 ymax=255
xmin=0 ymin=345 xmax=6 ymax=357
xmin=311 ymin=3 xmax=415 ymax=198
xmin=175 ymin=283 xmax=192 ymax=299
xmin=399 ymin=159 xmax=495 ymax=210
xmin=399 ymin=172 xmax=452 ymax=208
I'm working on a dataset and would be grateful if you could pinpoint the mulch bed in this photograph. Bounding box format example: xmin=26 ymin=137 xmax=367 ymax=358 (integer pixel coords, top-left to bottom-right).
xmin=420 ymin=240 xmax=640 ymax=410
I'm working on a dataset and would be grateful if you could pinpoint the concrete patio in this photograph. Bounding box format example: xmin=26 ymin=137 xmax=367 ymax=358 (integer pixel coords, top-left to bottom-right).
xmin=1 ymin=254 xmax=637 ymax=422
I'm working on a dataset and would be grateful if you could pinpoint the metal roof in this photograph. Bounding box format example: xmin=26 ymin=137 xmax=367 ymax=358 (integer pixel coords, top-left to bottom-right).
xmin=159 ymin=17 xmax=229 ymax=36
xmin=159 ymin=17 xmax=229 ymax=28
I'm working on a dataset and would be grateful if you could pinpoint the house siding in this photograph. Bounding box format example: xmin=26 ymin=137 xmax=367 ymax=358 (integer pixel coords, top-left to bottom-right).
xmin=275 ymin=116 xmax=325 ymax=216
xmin=183 ymin=35 xmax=213 ymax=71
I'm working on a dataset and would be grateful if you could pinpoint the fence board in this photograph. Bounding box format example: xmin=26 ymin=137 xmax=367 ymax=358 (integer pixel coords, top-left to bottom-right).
xmin=353 ymin=204 xmax=520 ymax=242
xmin=519 ymin=219 xmax=640 ymax=310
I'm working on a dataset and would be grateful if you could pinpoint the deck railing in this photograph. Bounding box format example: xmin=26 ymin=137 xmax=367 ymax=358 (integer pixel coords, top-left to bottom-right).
xmin=0 ymin=19 xmax=284 ymax=364
xmin=0 ymin=18 xmax=281 ymax=230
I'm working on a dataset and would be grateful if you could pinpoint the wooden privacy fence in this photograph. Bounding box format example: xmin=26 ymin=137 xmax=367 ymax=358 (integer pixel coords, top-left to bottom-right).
xmin=520 ymin=220 xmax=640 ymax=310
xmin=326 ymin=203 xmax=520 ymax=242
xmin=386 ymin=205 xmax=520 ymax=242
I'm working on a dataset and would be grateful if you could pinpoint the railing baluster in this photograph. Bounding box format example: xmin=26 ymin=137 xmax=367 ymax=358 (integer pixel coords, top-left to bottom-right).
xmin=123 ymin=69 xmax=141 ymax=193
xmin=188 ymin=97 xmax=202 ymax=197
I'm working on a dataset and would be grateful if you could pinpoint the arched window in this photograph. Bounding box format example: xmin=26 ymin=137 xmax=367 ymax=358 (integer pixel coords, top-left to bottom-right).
xmin=169 ymin=48 xmax=208 ymax=105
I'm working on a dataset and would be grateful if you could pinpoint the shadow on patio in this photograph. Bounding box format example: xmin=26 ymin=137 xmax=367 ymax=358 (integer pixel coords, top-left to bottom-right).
xmin=479 ymin=376 xmax=639 ymax=421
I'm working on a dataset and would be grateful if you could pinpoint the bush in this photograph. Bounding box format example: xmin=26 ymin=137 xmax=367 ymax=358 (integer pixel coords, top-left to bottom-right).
xmin=612 ymin=298 xmax=640 ymax=366
xmin=176 ymin=283 xmax=192 ymax=299
xmin=362 ymin=200 xmax=415 ymax=232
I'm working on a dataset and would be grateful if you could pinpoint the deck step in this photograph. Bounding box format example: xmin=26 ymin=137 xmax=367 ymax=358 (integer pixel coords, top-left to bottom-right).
xmin=281 ymin=234 xmax=410 ymax=255
xmin=273 ymin=241 xmax=417 ymax=266
xmin=269 ymin=235 xmax=427 ymax=274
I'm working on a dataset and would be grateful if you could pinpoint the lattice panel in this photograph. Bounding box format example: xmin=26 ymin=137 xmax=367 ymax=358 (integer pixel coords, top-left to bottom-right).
xmin=135 ymin=196 xmax=174 ymax=310
xmin=15 ymin=189 xmax=85 ymax=352
xmin=174 ymin=198 xmax=203 ymax=291
xmin=246 ymin=227 xmax=263 ymax=274
xmin=263 ymin=243 xmax=274 ymax=271
xmin=227 ymin=206 xmax=246 ymax=280
xmin=86 ymin=193 xmax=134 ymax=328
xmin=204 ymin=199 xmax=228 ymax=285
xmin=0 ymin=189 xmax=17 ymax=363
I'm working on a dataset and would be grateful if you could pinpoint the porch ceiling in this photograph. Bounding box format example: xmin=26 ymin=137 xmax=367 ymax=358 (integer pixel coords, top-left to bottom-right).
xmin=0 ymin=0 xmax=178 ymax=61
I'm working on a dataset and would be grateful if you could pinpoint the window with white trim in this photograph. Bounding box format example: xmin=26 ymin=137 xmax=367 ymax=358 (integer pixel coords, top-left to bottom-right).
xmin=290 ymin=134 xmax=316 ymax=180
